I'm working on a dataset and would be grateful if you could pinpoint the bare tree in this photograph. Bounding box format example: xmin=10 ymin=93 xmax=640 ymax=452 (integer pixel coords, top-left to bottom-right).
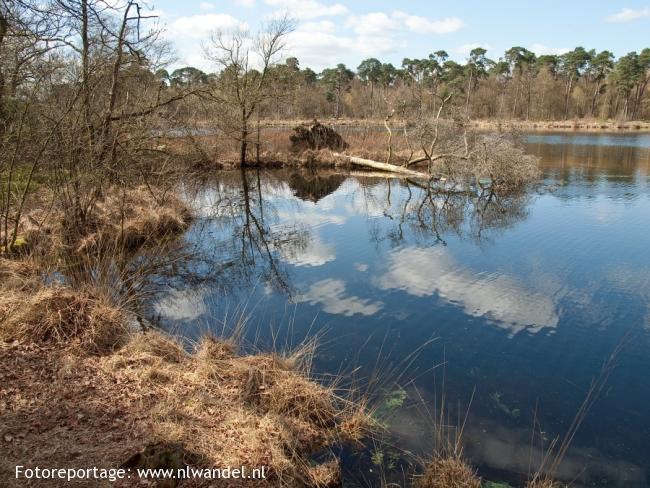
xmin=0 ymin=0 xmax=194 ymax=254
xmin=202 ymin=16 xmax=294 ymax=166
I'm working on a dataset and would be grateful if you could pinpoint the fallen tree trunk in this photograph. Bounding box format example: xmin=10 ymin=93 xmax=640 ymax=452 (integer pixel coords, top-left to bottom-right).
xmin=334 ymin=153 xmax=431 ymax=178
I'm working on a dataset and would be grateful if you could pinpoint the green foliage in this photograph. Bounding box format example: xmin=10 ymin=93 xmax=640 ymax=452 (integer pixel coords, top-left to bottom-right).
xmin=505 ymin=46 xmax=536 ymax=75
xmin=370 ymin=449 xmax=384 ymax=466
xmin=373 ymin=386 xmax=408 ymax=427
xmin=482 ymin=482 xmax=515 ymax=488
xmin=490 ymin=392 xmax=520 ymax=418
xmin=0 ymin=235 xmax=29 ymax=254
xmin=559 ymin=47 xmax=593 ymax=79
xmin=319 ymin=64 xmax=355 ymax=92
xmin=614 ymin=52 xmax=644 ymax=96
xmin=0 ymin=165 xmax=47 ymax=198
xmin=357 ymin=58 xmax=382 ymax=84
xmin=170 ymin=66 xmax=209 ymax=87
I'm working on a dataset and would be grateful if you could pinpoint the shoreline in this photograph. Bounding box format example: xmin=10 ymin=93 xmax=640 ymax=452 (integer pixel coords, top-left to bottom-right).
xmin=0 ymin=187 xmax=369 ymax=487
xmin=245 ymin=118 xmax=650 ymax=133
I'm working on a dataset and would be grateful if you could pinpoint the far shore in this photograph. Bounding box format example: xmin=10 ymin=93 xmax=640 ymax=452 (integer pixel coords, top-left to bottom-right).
xmin=248 ymin=118 xmax=650 ymax=133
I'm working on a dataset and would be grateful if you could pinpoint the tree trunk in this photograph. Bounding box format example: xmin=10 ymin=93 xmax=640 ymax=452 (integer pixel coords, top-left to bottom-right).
xmin=525 ymin=76 xmax=532 ymax=120
xmin=240 ymin=132 xmax=248 ymax=166
xmin=81 ymin=0 xmax=91 ymax=132
xmin=564 ymin=76 xmax=574 ymax=119
xmin=465 ymin=69 xmax=473 ymax=117
xmin=590 ymin=80 xmax=601 ymax=117
xmin=334 ymin=153 xmax=430 ymax=178
xmin=240 ymin=108 xmax=249 ymax=166
xmin=0 ymin=8 xmax=8 ymax=127
xmin=334 ymin=88 xmax=341 ymax=118
xmin=632 ymin=76 xmax=648 ymax=119
xmin=512 ymin=80 xmax=520 ymax=118
xmin=255 ymin=117 xmax=260 ymax=165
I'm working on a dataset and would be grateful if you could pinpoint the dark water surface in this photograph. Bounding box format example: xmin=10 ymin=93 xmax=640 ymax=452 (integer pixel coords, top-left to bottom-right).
xmin=158 ymin=132 xmax=650 ymax=487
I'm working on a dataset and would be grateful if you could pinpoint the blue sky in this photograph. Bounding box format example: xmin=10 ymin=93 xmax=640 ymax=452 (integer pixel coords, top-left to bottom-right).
xmin=148 ymin=0 xmax=650 ymax=72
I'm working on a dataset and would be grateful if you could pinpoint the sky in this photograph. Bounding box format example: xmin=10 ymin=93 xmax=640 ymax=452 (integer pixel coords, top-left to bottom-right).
xmin=146 ymin=0 xmax=650 ymax=72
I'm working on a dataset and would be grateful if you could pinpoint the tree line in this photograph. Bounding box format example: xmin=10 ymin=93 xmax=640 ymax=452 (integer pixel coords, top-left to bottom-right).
xmin=161 ymin=46 xmax=650 ymax=121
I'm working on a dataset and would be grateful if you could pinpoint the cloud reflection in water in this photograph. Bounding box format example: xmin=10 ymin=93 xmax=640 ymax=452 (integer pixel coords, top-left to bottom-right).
xmin=376 ymin=246 xmax=559 ymax=335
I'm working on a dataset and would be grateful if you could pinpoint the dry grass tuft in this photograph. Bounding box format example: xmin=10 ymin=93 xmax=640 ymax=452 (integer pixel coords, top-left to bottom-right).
xmin=339 ymin=402 xmax=374 ymax=446
xmin=527 ymin=477 xmax=565 ymax=488
xmin=15 ymin=185 xmax=193 ymax=258
xmin=305 ymin=458 xmax=342 ymax=488
xmin=195 ymin=335 xmax=236 ymax=361
xmin=72 ymin=186 xmax=193 ymax=254
xmin=0 ymin=283 xmax=130 ymax=354
xmin=415 ymin=455 xmax=482 ymax=488
xmin=0 ymin=257 xmax=40 ymax=291
xmin=265 ymin=372 xmax=339 ymax=428
xmin=111 ymin=330 xmax=188 ymax=366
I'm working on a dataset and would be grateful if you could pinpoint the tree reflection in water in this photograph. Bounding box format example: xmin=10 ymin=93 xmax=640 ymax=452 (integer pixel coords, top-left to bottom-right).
xmin=173 ymin=169 xmax=533 ymax=315
xmin=360 ymin=174 xmax=531 ymax=248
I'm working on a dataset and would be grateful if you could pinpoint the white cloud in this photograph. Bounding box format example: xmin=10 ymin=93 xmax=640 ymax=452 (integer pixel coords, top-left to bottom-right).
xmin=530 ymin=43 xmax=570 ymax=56
xmin=605 ymin=7 xmax=650 ymax=22
xmin=393 ymin=11 xmax=464 ymax=34
xmin=167 ymin=14 xmax=248 ymax=40
xmin=285 ymin=26 xmax=402 ymax=71
xmin=348 ymin=11 xmax=464 ymax=36
xmin=289 ymin=9 xmax=462 ymax=69
xmin=349 ymin=12 xmax=400 ymax=35
xmin=280 ymin=234 xmax=336 ymax=267
xmin=155 ymin=288 xmax=207 ymax=321
xmin=265 ymin=0 xmax=348 ymax=19
xmin=295 ymin=279 xmax=383 ymax=316
xmin=199 ymin=2 xmax=214 ymax=10
xmin=453 ymin=43 xmax=492 ymax=56
xmin=277 ymin=207 xmax=347 ymax=227
xmin=164 ymin=13 xmax=250 ymax=70
xmin=354 ymin=263 xmax=368 ymax=272
xmin=375 ymin=247 xmax=559 ymax=335
xmin=285 ymin=29 xmax=352 ymax=69
xmin=300 ymin=20 xmax=337 ymax=33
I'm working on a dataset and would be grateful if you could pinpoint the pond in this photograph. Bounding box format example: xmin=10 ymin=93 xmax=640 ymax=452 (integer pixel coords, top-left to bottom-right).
xmin=156 ymin=132 xmax=650 ymax=487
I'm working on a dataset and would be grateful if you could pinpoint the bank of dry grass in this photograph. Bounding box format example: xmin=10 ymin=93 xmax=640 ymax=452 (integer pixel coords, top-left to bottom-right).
xmin=1 ymin=258 xmax=370 ymax=487
xmin=0 ymin=282 xmax=130 ymax=354
xmin=0 ymin=265 xmax=372 ymax=487
xmin=0 ymin=183 xmax=373 ymax=486
xmin=15 ymin=185 xmax=193 ymax=257
xmin=470 ymin=118 xmax=650 ymax=133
